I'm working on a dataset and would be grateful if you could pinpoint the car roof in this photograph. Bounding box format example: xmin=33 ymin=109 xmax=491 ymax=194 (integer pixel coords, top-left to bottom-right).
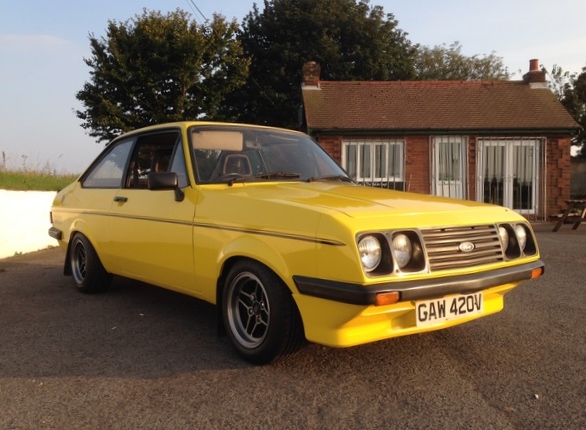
xmin=108 ymin=121 xmax=304 ymax=145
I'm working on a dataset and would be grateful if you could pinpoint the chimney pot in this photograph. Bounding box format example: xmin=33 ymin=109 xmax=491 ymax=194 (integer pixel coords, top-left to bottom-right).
xmin=523 ymin=58 xmax=547 ymax=88
xmin=302 ymin=61 xmax=321 ymax=87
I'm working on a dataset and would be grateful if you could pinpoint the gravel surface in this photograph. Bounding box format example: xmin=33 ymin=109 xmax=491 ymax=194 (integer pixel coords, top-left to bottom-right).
xmin=0 ymin=223 xmax=584 ymax=430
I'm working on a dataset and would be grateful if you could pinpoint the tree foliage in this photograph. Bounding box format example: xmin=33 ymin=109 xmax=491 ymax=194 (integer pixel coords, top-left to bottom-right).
xmin=219 ymin=0 xmax=418 ymax=129
xmin=414 ymin=42 xmax=510 ymax=81
xmin=76 ymin=9 xmax=250 ymax=142
xmin=548 ymin=64 xmax=586 ymax=157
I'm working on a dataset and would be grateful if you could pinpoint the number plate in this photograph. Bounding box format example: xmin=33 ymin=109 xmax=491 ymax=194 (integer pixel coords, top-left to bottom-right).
xmin=415 ymin=292 xmax=483 ymax=327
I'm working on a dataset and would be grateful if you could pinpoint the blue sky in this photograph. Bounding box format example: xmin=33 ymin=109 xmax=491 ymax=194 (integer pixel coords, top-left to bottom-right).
xmin=1 ymin=0 xmax=585 ymax=173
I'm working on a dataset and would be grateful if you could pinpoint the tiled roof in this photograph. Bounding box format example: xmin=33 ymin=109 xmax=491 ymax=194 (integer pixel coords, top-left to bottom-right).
xmin=302 ymin=80 xmax=579 ymax=132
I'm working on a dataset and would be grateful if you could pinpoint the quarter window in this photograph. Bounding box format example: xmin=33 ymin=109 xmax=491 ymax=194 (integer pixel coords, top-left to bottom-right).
xmin=82 ymin=139 xmax=134 ymax=188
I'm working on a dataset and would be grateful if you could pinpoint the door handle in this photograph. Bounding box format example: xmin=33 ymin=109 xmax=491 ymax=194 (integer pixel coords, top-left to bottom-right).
xmin=114 ymin=196 xmax=128 ymax=203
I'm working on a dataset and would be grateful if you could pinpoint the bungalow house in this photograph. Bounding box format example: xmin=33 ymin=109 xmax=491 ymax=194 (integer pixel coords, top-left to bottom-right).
xmin=300 ymin=59 xmax=579 ymax=220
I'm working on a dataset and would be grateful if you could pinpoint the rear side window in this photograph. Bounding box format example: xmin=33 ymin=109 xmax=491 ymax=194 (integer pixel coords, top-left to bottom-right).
xmin=82 ymin=139 xmax=134 ymax=188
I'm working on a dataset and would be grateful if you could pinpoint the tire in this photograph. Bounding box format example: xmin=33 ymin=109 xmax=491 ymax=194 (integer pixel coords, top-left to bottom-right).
xmin=222 ymin=260 xmax=305 ymax=365
xmin=69 ymin=233 xmax=112 ymax=294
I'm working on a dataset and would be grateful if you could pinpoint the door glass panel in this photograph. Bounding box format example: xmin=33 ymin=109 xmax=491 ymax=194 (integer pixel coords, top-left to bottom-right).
xmin=438 ymin=140 xmax=461 ymax=181
xmin=388 ymin=142 xmax=401 ymax=179
xmin=482 ymin=144 xmax=505 ymax=206
xmin=512 ymin=144 xmax=534 ymax=210
xmin=478 ymin=139 xmax=539 ymax=214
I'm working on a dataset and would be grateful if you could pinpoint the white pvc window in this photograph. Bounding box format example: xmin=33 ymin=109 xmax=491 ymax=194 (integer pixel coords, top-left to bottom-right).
xmin=477 ymin=138 xmax=541 ymax=214
xmin=342 ymin=139 xmax=404 ymax=189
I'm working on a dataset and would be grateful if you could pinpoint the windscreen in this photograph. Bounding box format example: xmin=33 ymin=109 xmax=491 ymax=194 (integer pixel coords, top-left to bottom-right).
xmin=189 ymin=126 xmax=349 ymax=184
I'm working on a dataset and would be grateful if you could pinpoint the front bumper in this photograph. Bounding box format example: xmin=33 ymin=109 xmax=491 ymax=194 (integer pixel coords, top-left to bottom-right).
xmin=292 ymin=259 xmax=544 ymax=348
xmin=293 ymin=259 xmax=544 ymax=305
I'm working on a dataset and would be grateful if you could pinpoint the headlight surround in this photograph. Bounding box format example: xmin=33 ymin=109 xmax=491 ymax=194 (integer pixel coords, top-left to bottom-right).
xmin=392 ymin=233 xmax=413 ymax=269
xmin=514 ymin=224 xmax=527 ymax=251
xmin=498 ymin=226 xmax=509 ymax=252
xmin=498 ymin=222 xmax=538 ymax=259
xmin=358 ymin=235 xmax=382 ymax=272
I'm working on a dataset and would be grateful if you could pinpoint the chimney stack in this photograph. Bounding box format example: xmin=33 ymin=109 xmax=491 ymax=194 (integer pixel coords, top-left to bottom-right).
xmin=523 ymin=58 xmax=547 ymax=88
xmin=302 ymin=61 xmax=321 ymax=88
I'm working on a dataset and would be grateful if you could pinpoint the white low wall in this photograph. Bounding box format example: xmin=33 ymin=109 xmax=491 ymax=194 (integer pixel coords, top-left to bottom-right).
xmin=0 ymin=190 xmax=58 ymax=259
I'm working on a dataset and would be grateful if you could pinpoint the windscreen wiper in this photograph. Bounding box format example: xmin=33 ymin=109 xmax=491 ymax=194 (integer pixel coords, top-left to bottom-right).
xmin=256 ymin=171 xmax=301 ymax=180
xmin=306 ymin=175 xmax=354 ymax=183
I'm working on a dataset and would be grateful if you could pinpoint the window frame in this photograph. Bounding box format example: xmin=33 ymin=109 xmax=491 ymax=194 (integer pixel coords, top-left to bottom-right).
xmin=342 ymin=138 xmax=405 ymax=184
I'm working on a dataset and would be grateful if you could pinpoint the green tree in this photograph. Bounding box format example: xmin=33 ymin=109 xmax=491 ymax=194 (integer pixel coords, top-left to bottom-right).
xmin=414 ymin=42 xmax=510 ymax=80
xmin=219 ymin=0 xmax=418 ymax=128
xmin=548 ymin=64 xmax=586 ymax=157
xmin=76 ymin=9 xmax=250 ymax=142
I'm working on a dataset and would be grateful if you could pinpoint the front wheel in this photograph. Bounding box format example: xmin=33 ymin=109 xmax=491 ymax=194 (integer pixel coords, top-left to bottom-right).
xmin=222 ymin=261 xmax=304 ymax=365
xmin=69 ymin=233 xmax=112 ymax=293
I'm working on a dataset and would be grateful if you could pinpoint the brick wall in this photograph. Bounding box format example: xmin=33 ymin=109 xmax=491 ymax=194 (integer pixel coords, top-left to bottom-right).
xmin=317 ymin=136 xmax=342 ymax=163
xmin=404 ymin=136 xmax=429 ymax=193
xmin=547 ymin=136 xmax=572 ymax=217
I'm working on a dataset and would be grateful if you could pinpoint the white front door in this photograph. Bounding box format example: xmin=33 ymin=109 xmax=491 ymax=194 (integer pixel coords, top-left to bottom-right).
xmin=477 ymin=139 xmax=540 ymax=214
xmin=432 ymin=136 xmax=466 ymax=199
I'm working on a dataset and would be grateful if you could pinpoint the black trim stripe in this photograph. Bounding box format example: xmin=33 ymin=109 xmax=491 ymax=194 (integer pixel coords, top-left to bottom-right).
xmin=193 ymin=222 xmax=345 ymax=246
xmin=52 ymin=209 xmax=345 ymax=246
xmin=108 ymin=213 xmax=193 ymax=227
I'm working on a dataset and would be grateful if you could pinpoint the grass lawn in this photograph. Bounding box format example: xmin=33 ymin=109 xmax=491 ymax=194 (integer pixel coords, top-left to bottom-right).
xmin=0 ymin=170 xmax=78 ymax=191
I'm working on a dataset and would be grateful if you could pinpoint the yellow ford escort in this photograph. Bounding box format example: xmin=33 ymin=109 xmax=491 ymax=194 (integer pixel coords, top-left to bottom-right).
xmin=49 ymin=121 xmax=544 ymax=364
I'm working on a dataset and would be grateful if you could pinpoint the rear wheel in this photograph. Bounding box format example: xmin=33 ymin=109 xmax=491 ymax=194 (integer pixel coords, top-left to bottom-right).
xmin=69 ymin=234 xmax=112 ymax=293
xmin=222 ymin=260 xmax=304 ymax=365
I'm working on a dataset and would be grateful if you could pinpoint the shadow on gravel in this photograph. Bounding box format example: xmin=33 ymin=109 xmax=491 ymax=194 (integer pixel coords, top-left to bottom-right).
xmin=0 ymin=253 xmax=251 ymax=377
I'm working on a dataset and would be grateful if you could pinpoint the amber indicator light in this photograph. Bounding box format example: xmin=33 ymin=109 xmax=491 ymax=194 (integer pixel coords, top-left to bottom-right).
xmin=374 ymin=291 xmax=400 ymax=306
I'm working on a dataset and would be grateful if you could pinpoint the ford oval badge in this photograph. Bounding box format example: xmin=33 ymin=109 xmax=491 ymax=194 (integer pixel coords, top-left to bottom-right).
xmin=459 ymin=241 xmax=475 ymax=253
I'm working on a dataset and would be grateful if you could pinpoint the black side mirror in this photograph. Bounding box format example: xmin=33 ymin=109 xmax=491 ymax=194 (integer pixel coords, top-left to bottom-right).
xmin=147 ymin=172 xmax=185 ymax=202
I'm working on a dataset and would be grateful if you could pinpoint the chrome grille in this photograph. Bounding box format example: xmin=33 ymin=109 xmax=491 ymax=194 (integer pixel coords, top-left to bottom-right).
xmin=421 ymin=225 xmax=504 ymax=272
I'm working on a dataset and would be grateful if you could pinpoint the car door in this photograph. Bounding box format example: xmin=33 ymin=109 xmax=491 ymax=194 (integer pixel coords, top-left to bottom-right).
xmin=76 ymin=137 xmax=136 ymax=272
xmin=106 ymin=129 xmax=197 ymax=292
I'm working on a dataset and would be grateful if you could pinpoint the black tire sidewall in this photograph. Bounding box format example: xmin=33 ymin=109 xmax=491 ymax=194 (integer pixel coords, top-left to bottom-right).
xmin=222 ymin=261 xmax=297 ymax=365
xmin=70 ymin=234 xmax=110 ymax=293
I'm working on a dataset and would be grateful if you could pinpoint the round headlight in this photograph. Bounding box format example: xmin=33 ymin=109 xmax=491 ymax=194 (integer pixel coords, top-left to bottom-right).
xmin=514 ymin=224 xmax=527 ymax=250
xmin=498 ymin=226 xmax=509 ymax=252
xmin=392 ymin=234 xmax=413 ymax=269
xmin=358 ymin=235 xmax=382 ymax=272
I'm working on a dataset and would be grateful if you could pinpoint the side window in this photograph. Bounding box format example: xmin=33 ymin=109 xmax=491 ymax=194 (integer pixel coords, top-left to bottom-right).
xmin=125 ymin=131 xmax=187 ymax=189
xmin=82 ymin=139 xmax=134 ymax=188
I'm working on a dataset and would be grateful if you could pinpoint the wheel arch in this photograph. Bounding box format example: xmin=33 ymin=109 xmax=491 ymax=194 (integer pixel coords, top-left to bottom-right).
xmin=62 ymin=224 xmax=101 ymax=276
xmin=214 ymin=246 xmax=300 ymax=339
xmin=216 ymin=235 xmax=300 ymax=296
